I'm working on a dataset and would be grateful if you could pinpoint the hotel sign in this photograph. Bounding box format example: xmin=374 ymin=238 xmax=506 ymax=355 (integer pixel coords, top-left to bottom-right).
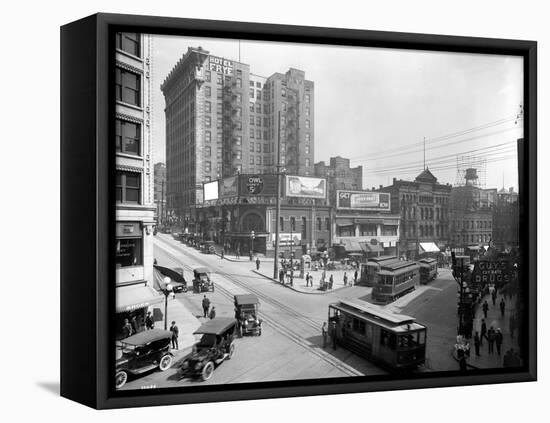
xmin=209 ymin=56 xmax=233 ymax=75
xmin=337 ymin=190 xmax=390 ymax=211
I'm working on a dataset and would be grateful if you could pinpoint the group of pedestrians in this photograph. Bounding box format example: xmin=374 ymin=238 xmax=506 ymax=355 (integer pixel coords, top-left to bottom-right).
xmin=473 ymin=322 xmax=504 ymax=356
xmin=202 ymin=294 xmax=216 ymax=320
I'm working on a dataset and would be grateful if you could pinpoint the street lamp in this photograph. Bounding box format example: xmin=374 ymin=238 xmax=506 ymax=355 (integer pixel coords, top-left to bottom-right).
xmin=250 ymin=230 xmax=255 ymax=260
xmin=161 ymin=276 xmax=173 ymax=330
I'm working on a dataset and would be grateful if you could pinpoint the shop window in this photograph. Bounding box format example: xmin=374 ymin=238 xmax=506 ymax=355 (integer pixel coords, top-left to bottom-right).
xmin=116 ymin=238 xmax=143 ymax=267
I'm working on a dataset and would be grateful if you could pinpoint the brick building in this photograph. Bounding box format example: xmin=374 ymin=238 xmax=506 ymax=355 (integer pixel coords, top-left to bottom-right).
xmin=492 ymin=187 xmax=519 ymax=250
xmin=314 ymin=156 xmax=363 ymax=206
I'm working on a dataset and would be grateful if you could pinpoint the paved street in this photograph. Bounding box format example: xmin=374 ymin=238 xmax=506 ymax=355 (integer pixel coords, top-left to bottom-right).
xmin=122 ymin=234 xmax=478 ymax=390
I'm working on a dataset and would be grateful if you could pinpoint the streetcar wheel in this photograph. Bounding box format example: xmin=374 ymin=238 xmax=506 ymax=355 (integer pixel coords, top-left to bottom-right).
xmin=201 ymin=361 xmax=215 ymax=381
xmin=115 ymin=371 xmax=128 ymax=389
xmin=159 ymin=354 xmax=173 ymax=371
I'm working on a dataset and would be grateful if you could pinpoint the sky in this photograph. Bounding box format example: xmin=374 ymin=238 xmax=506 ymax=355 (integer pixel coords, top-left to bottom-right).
xmin=150 ymin=34 xmax=523 ymax=191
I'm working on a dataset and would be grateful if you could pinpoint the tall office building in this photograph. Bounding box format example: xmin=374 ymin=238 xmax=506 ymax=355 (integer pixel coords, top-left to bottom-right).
xmin=115 ymin=33 xmax=158 ymax=337
xmin=161 ymin=47 xmax=314 ymax=227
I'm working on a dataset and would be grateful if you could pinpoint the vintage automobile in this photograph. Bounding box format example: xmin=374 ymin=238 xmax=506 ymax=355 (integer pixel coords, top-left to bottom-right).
xmin=192 ymin=266 xmax=214 ymax=293
xmin=153 ymin=265 xmax=187 ymax=293
xmin=115 ymin=329 xmax=174 ymax=389
xmin=178 ymin=318 xmax=237 ymax=381
xmin=201 ymin=240 xmax=216 ymax=254
xmin=234 ymin=294 xmax=262 ymax=336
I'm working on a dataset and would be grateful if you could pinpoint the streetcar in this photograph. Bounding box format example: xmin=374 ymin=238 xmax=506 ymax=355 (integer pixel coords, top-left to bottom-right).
xmin=418 ymin=258 xmax=438 ymax=284
xmin=371 ymin=260 xmax=420 ymax=303
xmin=359 ymin=255 xmax=399 ymax=286
xmin=328 ymin=299 xmax=427 ymax=371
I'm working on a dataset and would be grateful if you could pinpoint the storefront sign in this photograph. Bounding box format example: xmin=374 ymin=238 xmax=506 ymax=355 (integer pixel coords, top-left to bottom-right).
xmin=337 ymin=190 xmax=390 ymax=211
xmin=116 ymin=222 xmax=141 ymax=238
xmin=471 ymin=260 xmax=512 ymax=287
xmin=209 ymin=56 xmax=233 ymax=75
xmin=239 ymin=174 xmax=277 ymax=196
xmin=285 ymin=175 xmax=326 ymax=199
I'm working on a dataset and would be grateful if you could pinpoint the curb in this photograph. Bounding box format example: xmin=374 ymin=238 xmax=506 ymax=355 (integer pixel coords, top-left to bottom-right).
xmin=251 ymin=270 xmax=349 ymax=295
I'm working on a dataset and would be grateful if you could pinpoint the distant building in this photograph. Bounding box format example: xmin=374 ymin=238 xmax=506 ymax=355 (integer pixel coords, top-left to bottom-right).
xmin=161 ymin=47 xmax=314 ymax=229
xmin=492 ymin=187 xmax=519 ymax=249
xmin=314 ymin=156 xmax=363 ymax=207
xmin=449 ymin=168 xmax=494 ymax=251
xmin=154 ymin=162 xmax=166 ymax=224
xmin=379 ymin=168 xmax=452 ymax=259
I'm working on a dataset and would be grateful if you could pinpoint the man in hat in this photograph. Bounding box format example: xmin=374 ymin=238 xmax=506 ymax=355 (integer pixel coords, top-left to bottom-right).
xmin=169 ymin=321 xmax=179 ymax=350
xmin=495 ymin=328 xmax=504 ymax=355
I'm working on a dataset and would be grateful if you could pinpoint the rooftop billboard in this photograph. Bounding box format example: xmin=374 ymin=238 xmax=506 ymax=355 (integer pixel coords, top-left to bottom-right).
xmin=336 ymin=190 xmax=390 ymax=211
xmin=285 ymin=175 xmax=326 ymax=199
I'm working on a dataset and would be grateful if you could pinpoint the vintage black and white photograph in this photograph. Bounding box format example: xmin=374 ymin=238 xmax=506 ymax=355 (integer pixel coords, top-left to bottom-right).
xmin=114 ymin=32 xmax=525 ymax=391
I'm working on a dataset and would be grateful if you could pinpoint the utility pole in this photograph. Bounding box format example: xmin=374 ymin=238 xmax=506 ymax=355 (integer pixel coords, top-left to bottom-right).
xmin=423 ymin=136 xmax=426 ymax=170
xmin=161 ymin=179 xmax=165 ymax=226
xmin=273 ymin=111 xmax=282 ymax=279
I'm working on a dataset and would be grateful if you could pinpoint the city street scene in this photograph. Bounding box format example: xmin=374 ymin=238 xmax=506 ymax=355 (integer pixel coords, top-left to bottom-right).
xmin=114 ymin=33 xmax=525 ymax=391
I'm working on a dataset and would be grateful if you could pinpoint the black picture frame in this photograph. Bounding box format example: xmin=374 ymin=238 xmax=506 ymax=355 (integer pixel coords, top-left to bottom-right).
xmin=60 ymin=13 xmax=537 ymax=409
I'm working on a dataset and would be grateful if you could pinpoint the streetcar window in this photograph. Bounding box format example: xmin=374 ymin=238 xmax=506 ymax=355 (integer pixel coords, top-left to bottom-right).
xmin=380 ymin=330 xmax=396 ymax=350
xmin=418 ymin=330 xmax=426 ymax=345
xmin=352 ymin=318 xmax=366 ymax=335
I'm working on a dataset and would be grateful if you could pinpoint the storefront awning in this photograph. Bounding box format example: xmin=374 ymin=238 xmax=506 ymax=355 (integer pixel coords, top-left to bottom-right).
xmin=419 ymin=242 xmax=440 ymax=253
xmin=360 ymin=241 xmax=384 ymax=253
xmin=116 ymin=284 xmax=164 ymax=313
xmin=336 ymin=219 xmax=354 ymax=226
xmin=340 ymin=238 xmax=363 ymax=252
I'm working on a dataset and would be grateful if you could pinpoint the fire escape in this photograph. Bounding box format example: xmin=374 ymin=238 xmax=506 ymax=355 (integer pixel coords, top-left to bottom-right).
xmin=284 ymin=88 xmax=300 ymax=175
xmin=222 ymin=78 xmax=241 ymax=177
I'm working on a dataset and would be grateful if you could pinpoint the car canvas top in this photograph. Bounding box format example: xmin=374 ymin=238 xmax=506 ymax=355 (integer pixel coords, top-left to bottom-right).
xmin=193 ymin=318 xmax=236 ymax=335
xmin=234 ymin=294 xmax=260 ymax=306
xmin=119 ymin=329 xmax=172 ymax=345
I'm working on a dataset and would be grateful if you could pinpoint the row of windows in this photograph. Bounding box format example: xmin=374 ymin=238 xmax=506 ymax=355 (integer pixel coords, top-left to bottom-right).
xmin=454 ymin=220 xmax=492 ymax=230
xmin=278 ymin=216 xmax=330 ymax=233
xmin=452 ymin=234 xmax=492 ymax=244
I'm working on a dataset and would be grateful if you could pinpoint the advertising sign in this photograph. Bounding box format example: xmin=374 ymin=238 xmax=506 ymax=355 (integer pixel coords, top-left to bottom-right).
xmin=208 ymin=56 xmax=233 ymax=75
xmin=273 ymin=233 xmax=302 ymax=246
xmin=337 ymin=190 xmax=390 ymax=211
xmin=239 ymin=174 xmax=278 ymax=196
xmin=285 ymin=175 xmax=326 ymax=199
xmin=471 ymin=260 xmax=512 ymax=288
xmin=203 ymin=180 xmax=219 ymax=201
xmin=220 ymin=176 xmax=238 ymax=198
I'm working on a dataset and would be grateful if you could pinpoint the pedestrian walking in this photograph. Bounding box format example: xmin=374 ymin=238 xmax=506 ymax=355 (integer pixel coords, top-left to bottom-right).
xmin=209 ymin=306 xmax=216 ymax=320
xmin=130 ymin=316 xmax=139 ymax=334
xmin=491 ymin=288 xmax=497 ymax=306
xmin=329 ymin=274 xmax=334 ymax=290
xmin=474 ymin=331 xmax=481 ymax=356
xmin=495 ymin=328 xmax=503 ymax=355
xmin=343 ymin=272 xmax=348 ymax=286
xmin=122 ymin=318 xmax=133 ymax=338
xmin=499 ymin=298 xmax=506 ymax=317
xmin=480 ymin=319 xmax=487 ymax=345
xmin=459 ymin=354 xmax=467 ymax=372
xmin=487 ymin=326 xmax=496 ymax=354
xmin=331 ymin=321 xmax=337 ymax=350
xmin=305 ymin=272 xmax=310 ymax=287
xmin=145 ymin=311 xmax=154 ymax=330
xmin=482 ymin=300 xmax=489 ymax=319
xmin=249 ymin=250 xmax=253 ymax=261
xmin=236 ymin=247 xmax=240 ymax=260
xmin=220 ymin=249 xmax=224 ymax=260
xmin=169 ymin=321 xmax=179 ymax=350
xmin=202 ymin=295 xmax=211 ymax=318
xmin=279 ymin=268 xmax=285 ymax=284
xmin=256 ymin=257 xmax=261 ymax=271
xmin=354 ymin=269 xmax=358 ymax=284
xmin=321 ymin=322 xmax=328 ymax=348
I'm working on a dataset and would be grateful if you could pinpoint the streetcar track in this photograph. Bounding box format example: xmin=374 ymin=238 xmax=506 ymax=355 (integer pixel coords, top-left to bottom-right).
xmin=155 ymin=236 xmax=364 ymax=377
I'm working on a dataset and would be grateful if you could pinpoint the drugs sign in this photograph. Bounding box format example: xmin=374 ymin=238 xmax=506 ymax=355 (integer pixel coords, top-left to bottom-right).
xmin=471 ymin=260 xmax=512 ymax=288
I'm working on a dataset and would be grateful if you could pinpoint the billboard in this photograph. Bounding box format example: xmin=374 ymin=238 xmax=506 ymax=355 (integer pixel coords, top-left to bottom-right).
xmin=336 ymin=190 xmax=390 ymax=211
xmin=273 ymin=233 xmax=302 ymax=246
xmin=285 ymin=175 xmax=326 ymax=199
xmin=220 ymin=176 xmax=238 ymax=198
xmin=203 ymin=180 xmax=219 ymax=201
xmin=239 ymin=174 xmax=278 ymax=196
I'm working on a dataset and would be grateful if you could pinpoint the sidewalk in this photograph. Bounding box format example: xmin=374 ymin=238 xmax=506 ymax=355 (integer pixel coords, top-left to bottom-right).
xmin=453 ymin=291 xmax=519 ymax=369
xmin=151 ymin=296 xmax=201 ymax=356
xmin=253 ymin=267 xmax=359 ymax=295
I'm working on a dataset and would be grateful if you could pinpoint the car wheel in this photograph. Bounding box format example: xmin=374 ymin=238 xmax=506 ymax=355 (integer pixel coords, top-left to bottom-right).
xmin=201 ymin=361 xmax=215 ymax=381
xmin=159 ymin=354 xmax=173 ymax=371
xmin=115 ymin=371 xmax=128 ymax=389
xmin=227 ymin=344 xmax=235 ymax=359
xmin=258 ymin=329 xmax=262 ymax=336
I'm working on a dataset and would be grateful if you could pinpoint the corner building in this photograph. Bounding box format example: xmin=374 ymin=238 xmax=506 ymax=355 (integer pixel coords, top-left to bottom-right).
xmin=161 ymin=47 xmax=315 ymax=230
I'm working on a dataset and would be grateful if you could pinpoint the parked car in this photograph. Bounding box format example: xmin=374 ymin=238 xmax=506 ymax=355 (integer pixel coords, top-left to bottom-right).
xmin=115 ymin=329 xmax=174 ymax=389
xmin=234 ymin=294 xmax=262 ymax=336
xmin=154 ymin=265 xmax=187 ymax=293
xmin=178 ymin=318 xmax=237 ymax=381
xmin=192 ymin=266 xmax=214 ymax=292
xmin=201 ymin=240 xmax=216 ymax=254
